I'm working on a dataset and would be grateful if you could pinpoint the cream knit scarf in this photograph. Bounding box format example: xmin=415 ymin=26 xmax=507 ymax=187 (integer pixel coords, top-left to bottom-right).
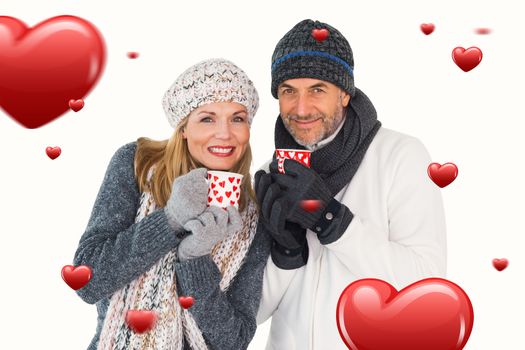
xmin=97 ymin=173 xmax=258 ymax=350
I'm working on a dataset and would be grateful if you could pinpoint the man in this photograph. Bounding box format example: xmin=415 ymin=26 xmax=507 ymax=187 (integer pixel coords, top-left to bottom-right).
xmin=255 ymin=19 xmax=447 ymax=349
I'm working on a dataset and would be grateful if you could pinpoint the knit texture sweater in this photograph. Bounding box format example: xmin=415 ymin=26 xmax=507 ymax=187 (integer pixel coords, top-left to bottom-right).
xmin=73 ymin=142 xmax=271 ymax=350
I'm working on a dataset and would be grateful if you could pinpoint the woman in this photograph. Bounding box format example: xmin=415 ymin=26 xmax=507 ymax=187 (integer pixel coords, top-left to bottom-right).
xmin=73 ymin=58 xmax=271 ymax=350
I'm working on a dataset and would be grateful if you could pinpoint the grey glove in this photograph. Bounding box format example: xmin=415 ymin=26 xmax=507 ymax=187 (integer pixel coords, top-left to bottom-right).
xmin=164 ymin=168 xmax=209 ymax=231
xmin=177 ymin=205 xmax=242 ymax=261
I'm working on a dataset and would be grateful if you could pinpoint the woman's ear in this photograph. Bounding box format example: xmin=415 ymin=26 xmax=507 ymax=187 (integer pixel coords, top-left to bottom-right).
xmin=181 ymin=127 xmax=187 ymax=139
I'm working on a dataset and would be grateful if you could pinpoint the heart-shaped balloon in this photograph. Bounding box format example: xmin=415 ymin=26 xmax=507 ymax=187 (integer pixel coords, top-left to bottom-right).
xmin=427 ymin=162 xmax=458 ymax=188
xmin=336 ymin=278 xmax=474 ymax=350
xmin=61 ymin=265 xmax=92 ymax=290
xmin=0 ymin=16 xmax=106 ymax=128
xmin=452 ymin=46 xmax=482 ymax=72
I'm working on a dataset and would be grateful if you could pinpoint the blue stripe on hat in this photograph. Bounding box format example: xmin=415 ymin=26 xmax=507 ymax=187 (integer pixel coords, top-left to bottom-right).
xmin=271 ymin=50 xmax=353 ymax=76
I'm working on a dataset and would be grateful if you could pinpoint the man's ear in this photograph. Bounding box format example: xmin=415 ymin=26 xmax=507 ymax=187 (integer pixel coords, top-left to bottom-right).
xmin=341 ymin=91 xmax=351 ymax=107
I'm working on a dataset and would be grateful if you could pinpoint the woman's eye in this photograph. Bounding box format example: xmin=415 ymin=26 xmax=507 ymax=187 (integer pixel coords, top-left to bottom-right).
xmin=200 ymin=116 xmax=213 ymax=122
xmin=233 ymin=115 xmax=246 ymax=122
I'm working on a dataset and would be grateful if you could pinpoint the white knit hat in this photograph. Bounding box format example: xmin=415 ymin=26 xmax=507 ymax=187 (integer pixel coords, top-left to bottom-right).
xmin=162 ymin=58 xmax=259 ymax=128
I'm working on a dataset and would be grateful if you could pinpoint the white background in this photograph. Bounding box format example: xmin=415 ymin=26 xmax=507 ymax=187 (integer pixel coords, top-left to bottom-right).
xmin=1 ymin=0 xmax=524 ymax=349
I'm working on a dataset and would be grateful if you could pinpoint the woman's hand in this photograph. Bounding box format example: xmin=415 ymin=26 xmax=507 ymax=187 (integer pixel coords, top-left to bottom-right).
xmin=164 ymin=167 xmax=209 ymax=230
xmin=177 ymin=206 xmax=242 ymax=261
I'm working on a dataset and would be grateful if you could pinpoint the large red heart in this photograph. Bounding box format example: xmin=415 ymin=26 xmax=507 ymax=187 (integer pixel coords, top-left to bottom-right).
xmin=125 ymin=310 xmax=157 ymax=334
xmin=427 ymin=162 xmax=458 ymax=188
xmin=452 ymin=46 xmax=483 ymax=72
xmin=337 ymin=278 xmax=474 ymax=350
xmin=61 ymin=265 xmax=92 ymax=290
xmin=0 ymin=16 xmax=106 ymax=128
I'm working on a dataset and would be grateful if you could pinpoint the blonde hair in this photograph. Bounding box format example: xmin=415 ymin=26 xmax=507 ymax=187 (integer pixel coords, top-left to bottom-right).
xmin=134 ymin=117 xmax=256 ymax=212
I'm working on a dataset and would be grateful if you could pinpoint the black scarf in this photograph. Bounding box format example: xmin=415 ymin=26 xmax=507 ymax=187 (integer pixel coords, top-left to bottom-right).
xmin=274 ymin=88 xmax=382 ymax=197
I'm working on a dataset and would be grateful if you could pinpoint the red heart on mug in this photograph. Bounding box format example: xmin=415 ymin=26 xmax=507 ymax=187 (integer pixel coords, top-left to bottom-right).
xmin=213 ymin=190 xmax=218 ymax=196
xmin=68 ymin=99 xmax=84 ymax=112
xmin=230 ymin=200 xmax=235 ymax=205
xmin=46 ymin=146 xmax=61 ymax=160
xmin=337 ymin=278 xmax=474 ymax=350
xmin=0 ymin=16 xmax=106 ymax=128
xmin=312 ymin=28 xmax=329 ymax=42
xmin=236 ymin=178 xmax=241 ymax=184
xmin=179 ymin=296 xmax=194 ymax=309
xmin=236 ymin=192 xmax=239 ymax=198
xmin=125 ymin=310 xmax=157 ymax=334
xmin=218 ymin=181 xmax=225 ymax=188
xmin=213 ymin=176 xmax=218 ymax=181
xmin=225 ymin=191 xmax=232 ymax=198
xmin=233 ymin=186 xmax=238 ymax=192
xmin=211 ymin=183 xmax=216 ymax=189
xmin=228 ymin=177 xmax=235 ymax=183
xmin=420 ymin=23 xmax=435 ymax=35
xmin=207 ymin=196 xmax=212 ymax=203
xmin=427 ymin=162 xmax=458 ymax=188
xmin=452 ymin=47 xmax=483 ymax=72
xmin=61 ymin=265 xmax=92 ymax=290
xmin=492 ymin=258 xmax=508 ymax=271
xmin=216 ymin=196 xmax=223 ymax=203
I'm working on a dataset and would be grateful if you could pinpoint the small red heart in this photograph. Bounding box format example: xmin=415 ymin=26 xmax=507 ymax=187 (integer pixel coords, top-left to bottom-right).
xmin=207 ymin=174 xmax=211 ymax=179
xmin=475 ymin=28 xmax=491 ymax=35
xmin=236 ymin=192 xmax=240 ymax=198
xmin=127 ymin=51 xmax=139 ymax=59
xmin=452 ymin=47 xmax=483 ymax=72
xmin=207 ymin=196 xmax=212 ymax=203
xmin=213 ymin=190 xmax=218 ymax=196
xmin=312 ymin=28 xmax=329 ymax=42
xmin=46 ymin=146 xmax=61 ymax=160
xmin=492 ymin=258 xmax=508 ymax=271
xmin=218 ymin=181 xmax=225 ymax=188
xmin=228 ymin=177 xmax=235 ymax=183
xmin=61 ymin=265 xmax=92 ymax=290
xmin=337 ymin=278 xmax=474 ymax=350
xmin=236 ymin=178 xmax=241 ymax=184
xmin=68 ymin=98 xmax=84 ymax=112
xmin=420 ymin=23 xmax=435 ymax=35
xmin=179 ymin=296 xmax=194 ymax=309
xmin=233 ymin=186 xmax=238 ymax=192
xmin=213 ymin=176 xmax=218 ymax=181
xmin=300 ymin=199 xmax=322 ymax=213
xmin=225 ymin=191 xmax=232 ymax=198
xmin=211 ymin=183 xmax=216 ymax=189
xmin=125 ymin=310 xmax=157 ymax=334
xmin=230 ymin=200 xmax=236 ymax=206
xmin=427 ymin=162 xmax=458 ymax=188
xmin=216 ymin=196 xmax=223 ymax=203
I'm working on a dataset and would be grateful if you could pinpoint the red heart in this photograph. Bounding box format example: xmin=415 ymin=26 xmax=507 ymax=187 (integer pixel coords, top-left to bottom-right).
xmin=179 ymin=296 xmax=194 ymax=309
xmin=0 ymin=16 xmax=106 ymax=128
xmin=475 ymin=28 xmax=491 ymax=35
xmin=236 ymin=178 xmax=241 ymax=184
xmin=230 ymin=200 xmax=236 ymax=206
xmin=420 ymin=23 xmax=435 ymax=35
xmin=127 ymin=51 xmax=139 ymax=59
xmin=218 ymin=181 xmax=225 ymax=188
xmin=300 ymin=199 xmax=322 ymax=213
xmin=492 ymin=258 xmax=508 ymax=271
xmin=236 ymin=192 xmax=240 ymax=198
xmin=68 ymin=99 xmax=84 ymax=112
xmin=228 ymin=177 xmax=235 ymax=183
xmin=311 ymin=28 xmax=329 ymax=42
xmin=427 ymin=162 xmax=458 ymax=188
xmin=61 ymin=265 xmax=92 ymax=290
xmin=207 ymin=174 xmax=212 ymax=179
xmin=452 ymin=47 xmax=483 ymax=72
xmin=213 ymin=176 xmax=218 ymax=181
xmin=216 ymin=196 xmax=223 ymax=203
xmin=207 ymin=196 xmax=212 ymax=203
xmin=225 ymin=191 xmax=232 ymax=198
xmin=213 ymin=190 xmax=218 ymax=196
xmin=125 ymin=310 xmax=157 ymax=334
xmin=46 ymin=146 xmax=61 ymax=160
xmin=211 ymin=183 xmax=216 ymax=189
xmin=233 ymin=186 xmax=238 ymax=192
xmin=337 ymin=278 xmax=474 ymax=350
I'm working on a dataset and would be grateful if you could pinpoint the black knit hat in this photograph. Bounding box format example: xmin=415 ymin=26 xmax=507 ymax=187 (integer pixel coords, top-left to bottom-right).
xmin=271 ymin=19 xmax=355 ymax=98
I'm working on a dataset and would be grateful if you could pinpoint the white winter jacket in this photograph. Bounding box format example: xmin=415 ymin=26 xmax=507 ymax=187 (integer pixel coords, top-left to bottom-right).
xmin=256 ymin=127 xmax=447 ymax=350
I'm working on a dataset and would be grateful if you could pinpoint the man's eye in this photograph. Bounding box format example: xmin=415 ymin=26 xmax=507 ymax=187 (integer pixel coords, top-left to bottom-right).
xmin=282 ymin=89 xmax=294 ymax=95
xmin=312 ymin=88 xmax=324 ymax=93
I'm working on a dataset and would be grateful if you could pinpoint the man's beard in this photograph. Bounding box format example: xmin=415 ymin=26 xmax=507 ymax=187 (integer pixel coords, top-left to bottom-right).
xmin=282 ymin=107 xmax=345 ymax=147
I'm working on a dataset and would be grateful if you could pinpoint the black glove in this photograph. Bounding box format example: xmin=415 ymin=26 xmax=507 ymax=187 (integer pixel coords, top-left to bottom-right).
xmin=268 ymin=158 xmax=333 ymax=230
xmin=255 ymin=169 xmax=309 ymax=269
